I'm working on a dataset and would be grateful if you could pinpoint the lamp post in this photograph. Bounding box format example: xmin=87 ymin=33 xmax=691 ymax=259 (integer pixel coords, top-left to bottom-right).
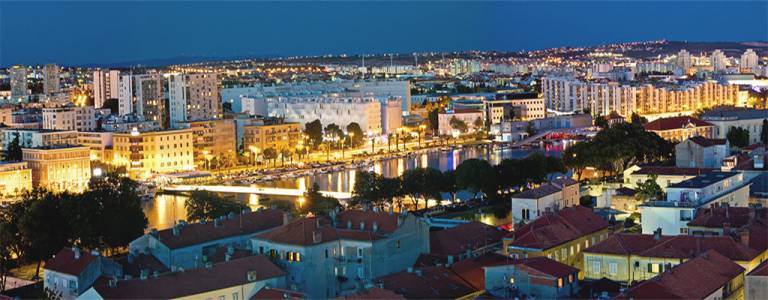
xmin=418 ymin=124 xmax=426 ymax=148
xmin=368 ymin=131 xmax=375 ymax=154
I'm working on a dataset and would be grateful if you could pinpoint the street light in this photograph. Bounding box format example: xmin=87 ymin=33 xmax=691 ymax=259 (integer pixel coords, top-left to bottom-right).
xmin=418 ymin=124 xmax=427 ymax=148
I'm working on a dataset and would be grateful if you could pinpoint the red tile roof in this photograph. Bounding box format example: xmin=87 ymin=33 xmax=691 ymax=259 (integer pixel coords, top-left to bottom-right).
xmin=688 ymin=136 xmax=728 ymax=147
xmin=44 ymin=248 xmax=99 ymax=276
xmin=254 ymin=210 xmax=403 ymax=246
xmin=506 ymin=206 xmax=608 ymax=250
xmin=430 ymin=222 xmax=506 ymax=257
xmin=90 ymin=255 xmax=285 ymax=299
xmin=688 ymin=207 xmax=764 ymax=228
xmin=585 ymin=233 xmax=760 ymax=261
xmin=449 ymin=254 xmax=510 ymax=290
xmin=513 ymin=257 xmax=580 ymax=278
xmin=511 ymin=183 xmax=562 ymax=199
xmin=115 ymin=253 xmax=168 ymax=278
xmin=748 ymin=259 xmax=768 ymax=276
xmin=643 ymin=116 xmax=713 ymax=131
xmin=616 ymin=250 xmax=744 ymax=299
xmin=251 ymin=287 xmax=306 ymax=299
xmin=340 ymin=287 xmax=406 ymax=299
xmin=376 ymin=266 xmax=478 ymax=299
xmin=156 ymin=209 xmax=286 ymax=250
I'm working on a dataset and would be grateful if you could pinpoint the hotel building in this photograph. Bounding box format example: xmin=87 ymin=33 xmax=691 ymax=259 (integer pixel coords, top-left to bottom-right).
xmin=22 ymin=146 xmax=91 ymax=193
xmin=111 ymin=128 xmax=195 ymax=179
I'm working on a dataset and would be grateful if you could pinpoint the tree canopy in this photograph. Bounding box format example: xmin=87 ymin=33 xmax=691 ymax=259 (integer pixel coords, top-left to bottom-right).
xmin=727 ymin=126 xmax=750 ymax=148
xmin=300 ymin=183 xmax=340 ymax=216
xmin=185 ymin=190 xmax=248 ymax=222
xmin=304 ymin=119 xmax=324 ymax=149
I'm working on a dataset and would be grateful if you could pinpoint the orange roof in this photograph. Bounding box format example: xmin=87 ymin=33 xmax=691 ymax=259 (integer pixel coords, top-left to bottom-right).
xmin=44 ymin=248 xmax=99 ymax=276
xmin=506 ymin=206 xmax=608 ymax=250
xmin=430 ymin=222 xmax=506 ymax=257
xmin=156 ymin=209 xmax=286 ymax=249
xmin=585 ymin=233 xmax=759 ymax=261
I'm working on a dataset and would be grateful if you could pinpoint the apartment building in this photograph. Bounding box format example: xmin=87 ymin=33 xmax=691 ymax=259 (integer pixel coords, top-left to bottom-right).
xmin=168 ymin=73 xmax=222 ymax=128
xmin=266 ymin=94 xmax=383 ymax=134
xmin=117 ymin=74 xmax=167 ymax=127
xmin=179 ymin=119 xmax=237 ymax=169
xmin=243 ymin=121 xmax=302 ymax=156
xmin=437 ymin=108 xmax=483 ymax=136
xmin=42 ymin=64 xmax=60 ymax=95
xmin=10 ymin=65 xmax=28 ymax=98
xmin=76 ymin=131 xmax=113 ymax=161
xmin=111 ymin=128 xmax=194 ymax=179
xmin=92 ymin=69 xmax=120 ymax=109
xmin=22 ymin=145 xmax=91 ymax=193
xmin=2 ymin=129 xmax=79 ymax=149
xmin=675 ymin=136 xmax=729 ymax=168
xmin=42 ymin=106 xmax=97 ymax=131
xmin=0 ymin=161 xmax=32 ymax=198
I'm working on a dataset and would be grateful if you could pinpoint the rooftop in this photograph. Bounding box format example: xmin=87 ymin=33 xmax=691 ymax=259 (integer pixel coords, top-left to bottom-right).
xmin=375 ymin=266 xmax=478 ymax=299
xmin=701 ymin=108 xmax=768 ymax=121
xmin=643 ymin=116 xmax=712 ymax=131
xmin=633 ymin=166 xmax=715 ymax=176
xmin=254 ymin=210 xmax=403 ymax=246
xmin=687 ymin=136 xmax=728 ymax=147
xmin=154 ymin=209 xmax=286 ymax=250
xmin=44 ymin=247 xmax=99 ymax=276
xmin=250 ymin=287 xmax=306 ymax=300
xmin=585 ymin=233 xmax=759 ymax=261
xmin=510 ymin=183 xmax=562 ymax=199
xmin=339 ymin=287 xmax=406 ymax=300
xmin=688 ymin=206 xmax=765 ymax=228
xmin=506 ymin=206 xmax=608 ymax=250
xmin=748 ymin=259 xmax=768 ymax=277
xmin=430 ymin=222 xmax=506 ymax=257
xmin=666 ymin=172 xmax=739 ymax=189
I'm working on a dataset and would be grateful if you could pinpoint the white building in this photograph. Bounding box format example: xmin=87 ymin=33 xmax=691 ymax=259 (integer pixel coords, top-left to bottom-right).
xmin=267 ymin=94 xmax=383 ymax=134
xmin=380 ymin=98 xmax=403 ymax=134
xmin=510 ymin=178 xmax=580 ymax=225
xmin=741 ymin=49 xmax=760 ymax=72
xmin=701 ymin=108 xmax=768 ymax=145
xmin=43 ymin=64 xmax=60 ymax=95
xmin=437 ymin=108 xmax=483 ymax=136
xmin=711 ymin=49 xmax=728 ymax=71
xmin=167 ymin=73 xmax=221 ymax=128
xmin=92 ymin=69 xmax=120 ymax=109
xmin=42 ymin=106 xmax=97 ymax=132
xmin=640 ymin=172 xmax=750 ymax=236
xmin=9 ymin=65 xmax=28 ymax=98
xmin=677 ymin=49 xmax=692 ymax=71
xmin=675 ymin=137 xmax=729 ymax=169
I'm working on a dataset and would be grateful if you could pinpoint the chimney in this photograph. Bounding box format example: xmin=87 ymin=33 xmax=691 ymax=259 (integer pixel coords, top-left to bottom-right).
xmin=225 ymin=254 xmax=232 ymax=262
xmin=72 ymin=247 xmax=80 ymax=260
xmin=407 ymin=267 xmax=413 ymax=273
xmin=723 ymin=222 xmax=731 ymax=235
xmin=653 ymin=227 xmax=662 ymax=241
xmin=359 ymin=222 xmax=366 ymax=231
xmin=740 ymin=230 xmax=750 ymax=247
xmin=414 ymin=269 xmax=423 ymax=277
xmin=282 ymin=211 xmax=290 ymax=225
xmin=373 ymin=222 xmax=379 ymax=233
xmin=312 ymin=231 xmax=322 ymax=244
xmin=347 ymin=220 xmax=352 ymax=229
xmin=315 ymin=218 xmax=321 ymax=229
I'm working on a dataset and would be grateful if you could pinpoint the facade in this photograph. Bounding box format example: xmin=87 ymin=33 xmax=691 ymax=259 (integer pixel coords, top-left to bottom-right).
xmin=128 ymin=209 xmax=286 ymax=270
xmin=746 ymin=260 xmax=768 ymax=300
xmin=381 ymin=98 xmax=403 ymax=134
xmin=485 ymin=92 xmax=546 ymax=124
xmin=503 ymin=206 xmax=609 ymax=272
xmin=179 ymin=119 xmax=237 ymax=169
xmin=42 ymin=106 xmax=97 ymax=132
xmin=741 ymin=49 xmax=759 ymax=72
xmin=643 ymin=116 xmax=714 ymax=142
xmin=242 ymin=121 xmax=302 ymax=157
xmin=675 ymin=136 xmax=729 ymax=168
xmin=43 ymin=64 xmax=60 ymax=95
xmin=2 ymin=129 xmax=79 ymax=149
xmin=266 ymin=94 xmax=383 ymax=134
xmin=711 ymin=49 xmax=728 ymax=71
xmin=92 ymin=69 xmax=120 ymax=109
xmin=0 ymin=161 xmax=32 ymax=198
xmin=22 ymin=146 xmax=91 ymax=193
xmin=117 ymin=74 xmax=166 ymax=127
xmin=677 ymin=49 xmax=692 ymax=71
xmin=623 ymin=165 xmax=715 ymax=191
xmin=251 ymin=210 xmax=430 ymax=298
xmin=76 ymin=132 xmax=113 ymax=161
xmin=702 ymin=109 xmax=768 ymax=145
xmin=168 ymin=73 xmax=222 ymax=128
xmin=44 ymin=248 xmax=121 ymax=300
xmin=484 ymin=257 xmax=580 ymax=299
xmin=510 ymin=177 xmax=580 ymax=225
xmin=10 ymin=65 xmax=28 ymax=98
xmin=640 ymin=172 xmax=750 ymax=236
xmin=111 ymin=128 xmax=195 ymax=179
xmin=437 ymin=109 xmax=484 ymax=136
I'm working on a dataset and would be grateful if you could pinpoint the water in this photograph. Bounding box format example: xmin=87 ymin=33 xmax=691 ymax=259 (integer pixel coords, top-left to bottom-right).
xmin=144 ymin=143 xmax=567 ymax=229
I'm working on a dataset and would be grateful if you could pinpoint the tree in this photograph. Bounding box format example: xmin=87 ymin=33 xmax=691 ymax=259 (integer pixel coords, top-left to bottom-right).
xmin=727 ymin=126 xmax=750 ymax=148
xmin=455 ymin=159 xmax=497 ymax=200
xmin=449 ymin=116 xmax=468 ymax=134
xmin=427 ymin=109 xmax=439 ymax=132
xmin=300 ymin=183 xmax=340 ymax=217
xmin=761 ymin=119 xmax=768 ymax=145
xmin=85 ymin=173 xmax=148 ymax=253
xmin=473 ymin=117 xmax=484 ymax=131
xmin=594 ymin=114 xmax=609 ymax=129
xmin=346 ymin=122 xmax=364 ymax=147
xmin=579 ymin=195 xmax=594 ymax=208
xmin=18 ymin=189 xmax=71 ymax=279
xmin=4 ymin=132 xmax=22 ymax=161
xmin=352 ymin=171 xmax=384 ymax=208
xmin=439 ymin=170 xmax=458 ymax=203
xmin=630 ymin=113 xmax=648 ymax=126
xmin=525 ymin=121 xmax=537 ymax=136
xmin=0 ymin=220 xmax=14 ymax=293
xmin=304 ymin=119 xmax=324 ymax=149
xmin=279 ymin=148 xmax=292 ymax=166
xmin=263 ymin=147 xmax=277 ymax=165
xmin=635 ymin=174 xmax=663 ymax=202
xmin=380 ymin=177 xmax=404 ymax=209
xmin=401 ymin=168 xmax=442 ymax=211
xmin=185 ymin=190 xmax=247 ymax=223
xmin=325 ymin=123 xmax=343 ymax=147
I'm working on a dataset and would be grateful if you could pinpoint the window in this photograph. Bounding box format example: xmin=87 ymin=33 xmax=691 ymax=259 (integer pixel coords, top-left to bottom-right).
xmin=649 ymin=263 xmax=660 ymax=273
xmin=557 ymin=278 xmax=563 ymax=288
xmin=68 ymin=280 xmax=77 ymax=289
xmin=396 ymin=240 xmax=400 ymax=249
xmin=568 ymin=274 xmax=574 ymax=283
xmin=680 ymin=227 xmax=689 ymax=234
xmin=609 ymin=262 xmax=617 ymax=275
xmin=357 ymin=248 xmax=363 ymax=258
xmin=218 ymin=296 xmax=225 ymax=300
xmin=592 ymin=261 xmax=601 ymax=274
xmin=357 ymin=267 xmax=364 ymax=278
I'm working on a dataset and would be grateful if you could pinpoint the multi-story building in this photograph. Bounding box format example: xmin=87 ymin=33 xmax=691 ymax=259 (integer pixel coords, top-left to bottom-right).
xmin=0 ymin=161 xmax=32 ymax=198
xmin=243 ymin=121 xmax=302 ymax=159
xmin=503 ymin=206 xmax=609 ymax=272
xmin=485 ymin=92 xmax=546 ymax=124
xmin=10 ymin=65 xmax=28 ymax=98
xmin=92 ymin=69 xmax=120 ymax=109
xmin=746 ymin=260 xmax=768 ymax=300
xmin=99 ymin=114 xmax=161 ymax=133
xmin=702 ymin=108 xmax=768 ymax=145
xmin=2 ymin=129 xmax=78 ymax=149
xmin=642 ymin=116 xmax=714 ymax=142
xmin=117 ymin=74 xmax=166 ymax=127
xmin=622 ymin=166 xmax=716 ymax=192
xmin=675 ymin=136 xmax=729 ymax=168
xmin=44 ymin=247 xmax=122 ymax=300
xmin=251 ymin=209 xmax=430 ymax=298
xmin=111 ymin=128 xmax=195 ymax=179
xmin=380 ymin=98 xmax=403 ymax=134
xmin=711 ymin=49 xmax=728 ymax=71
xmin=677 ymin=49 xmax=692 ymax=71
xmin=266 ymin=94 xmax=383 ymax=134
xmin=741 ymin=49 xmax=760 ymax=72
xmin=640 ymin=172 xmax=750 ymax=236
xmin=42 ymin=106 xmax=97 ymax=132
xmin=42 ymin=64 xmax=60 ymax=95
xmin=437 ymin=108 xmax=483 ymax=136
xmin=178 ymin=119 xmax=237 ymax=169
xmin=510 ymin=177 xmax=580 ymax=225
xmin=0 ymin=108 xmax=13 ymax=125
xmin=22 ymin=145 xmax=91 ymax=193
xmin=168 ymin=73 xmax=221 ymax=128
xmin=76 ymin=131 xmax=113 ymax=161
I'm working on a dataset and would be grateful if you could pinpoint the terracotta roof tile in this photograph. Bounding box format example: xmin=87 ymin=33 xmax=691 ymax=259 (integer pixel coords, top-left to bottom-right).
xmin=430 ymin=222 xmax=506 ymax=257
xmin=688 ymin=136 xmax=727 ymax=147
xmin=255 ymin=210 xmax=402 ymax=246
xmin=585 ymin=233 xmax=760 ymax=261
xmin=44 ymin=248 xmax=99 ymax=276
xmin=340 ymin=287 xmax=405 ymax=299
xmin=376 ymin=266 xmax=478 ymax=299
xmin=633 ymin=166 xmax=715 ymax=176
xmin=507 ymin=206 xmax=608 ymax=250
xmin=251 ymin=287 xmax=306 ymax=299
xmin=156 ymin=209 xmax=286 ymax=250
xmin=748 ymin=259 xmax=768 ymax=276
xmin=511 ymin=184 xmax=562 ymax=199
xmin=643 ymin=116 xmax=712 ymax=131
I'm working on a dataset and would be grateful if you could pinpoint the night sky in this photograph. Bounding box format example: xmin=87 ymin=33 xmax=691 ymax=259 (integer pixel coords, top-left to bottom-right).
xmin=1 ymin=1 xmax=766 ymax=66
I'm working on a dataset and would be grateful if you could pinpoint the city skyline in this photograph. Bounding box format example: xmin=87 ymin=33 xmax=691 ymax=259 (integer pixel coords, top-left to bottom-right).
xmin=1 ymin=1 xmax=767 ymax=66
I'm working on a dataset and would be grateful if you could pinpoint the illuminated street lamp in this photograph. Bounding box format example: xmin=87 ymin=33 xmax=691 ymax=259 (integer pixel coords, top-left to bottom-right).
xmin=418 ymin=124 xmax=427 ymax=148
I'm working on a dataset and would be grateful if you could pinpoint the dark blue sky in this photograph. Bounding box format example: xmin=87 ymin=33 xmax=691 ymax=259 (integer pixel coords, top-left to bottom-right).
xmin=1 ymin=1 xmax=766 ymax=67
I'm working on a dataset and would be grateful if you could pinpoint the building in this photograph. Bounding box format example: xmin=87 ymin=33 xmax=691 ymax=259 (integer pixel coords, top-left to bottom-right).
xmin=675 ymin=136 xmax=729 ymax=168
xmin=746 ymin=259 xmax=768 ymax=300
xmin=251 ymin=209 xmax=430 ymax=298
xmin=242 ymin=121 xmax=302 ymax=158
xmin=429 ymin=221 xmax=506 ymax=264
xmin=0 ymin=161 xmax=32 ymax=198
xmin=712 ymin=49 xmax=728 ymax=71
xmin=583 ymin=232 xmax=762 ymax=284
xmin=111 ymin=128 xmax=194 ymax=179
xmin=117 ymin=74 xmax=166 ymax=127
xmin=99 ymin=114 xmax=161 ymax=133
xmin=168 ymin=73 xmax=222 ymax=128
xmin=22 ymin=145 xmax=91 ymax=193
xmin=2 ymin=129 xmax=78 ymax=149
xmin=686 ymin=206 xmax=767 ymax=238
xmin=622 ymin=165 xmax=715 ymax=191
xmin=701 ymin=108 xmax=768 ymax=144
xmin=640 ymin=172 xmax=750 ymax=236
xmin=9 ymin=65 xmax=28 ymax=98
xmin=741 ymin=49 xmax=760 ymax=72
xmin=676 ymin=49 xmax=692 ymax=71
xmin=438 ymin=108 xmax=483 ymax=136
xmin=79 ymin=255 xmax=286 ymax=300
xmin=44 ymin=247 xmax=122 ymax=300
xmin=92 ymin=69 xmax=120 ymax=109
xmin=485 ymin=92 xmax=546 ymax=124
xmin=76 ymin=132 xmax=113 ymax=161
xmin=642 ymin=116 xmax=714 ymax=142
xmin=42 ymin=106 xmax=97 ymax=132
xmin=610 ymin=187 xmax=638 ymax=213
xmin=179 ymin=119 xmax=237 ymax=169
xmin=375 ymin=266 xmax=480 ymax=299
xmin=381 ymin=98 xmax=403 ymax=134
xmin=510 ymin=177 xmax=579 ymax=225
xmin=128 ymin=209 xmax=287 ymax=270
xmin=265 ymin=94 xmax=383 ymax=134
xmin=614 ymin=250 xmax=744 ymax=300
xmin=503 ymin=206 xmax=609 ymax=271
xmin=42 ymin=64 xmax=60 ymax=95
xmin=484 ymin=257 xmax=580 ymax=299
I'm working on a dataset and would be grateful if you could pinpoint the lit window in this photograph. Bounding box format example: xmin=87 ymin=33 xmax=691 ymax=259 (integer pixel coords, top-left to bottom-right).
xmin=557 ymin=278 xmax=563 ymax=288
